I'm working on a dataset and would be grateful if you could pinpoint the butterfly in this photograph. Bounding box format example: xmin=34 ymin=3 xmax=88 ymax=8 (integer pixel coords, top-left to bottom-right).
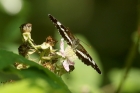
xmin=48 ymin=14 xmax=101 ymax=74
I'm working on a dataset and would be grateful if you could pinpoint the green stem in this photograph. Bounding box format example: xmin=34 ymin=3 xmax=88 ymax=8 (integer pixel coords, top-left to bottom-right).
xmin=116 ymin=34 xmax=139 ymax=93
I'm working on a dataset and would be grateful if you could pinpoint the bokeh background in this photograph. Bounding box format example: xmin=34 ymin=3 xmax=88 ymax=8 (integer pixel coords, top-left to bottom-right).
xmin=0 ymin=0 xmax=140 ymax=93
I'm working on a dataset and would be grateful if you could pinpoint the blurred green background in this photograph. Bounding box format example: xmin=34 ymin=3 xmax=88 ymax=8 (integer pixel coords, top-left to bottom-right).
xmin=0 ymin=0 xmax=140 ymax=93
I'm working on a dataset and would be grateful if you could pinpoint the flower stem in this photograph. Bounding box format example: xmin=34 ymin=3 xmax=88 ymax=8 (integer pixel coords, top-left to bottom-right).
xmin=116 ymin=33 xmax=140 ymax=93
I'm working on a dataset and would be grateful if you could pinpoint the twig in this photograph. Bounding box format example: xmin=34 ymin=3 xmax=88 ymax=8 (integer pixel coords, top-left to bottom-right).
xmin=116 ymin=33 xmax=140 ymax=93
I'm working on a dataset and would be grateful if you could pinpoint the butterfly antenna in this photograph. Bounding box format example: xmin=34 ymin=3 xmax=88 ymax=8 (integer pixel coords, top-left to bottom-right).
xmin=80 ymin=39 xmax=92 ymax=48
xmin=74 ymin=35 xmax=92 ymax=48
xmin=67 ymin=27 xmax=92 ymax=48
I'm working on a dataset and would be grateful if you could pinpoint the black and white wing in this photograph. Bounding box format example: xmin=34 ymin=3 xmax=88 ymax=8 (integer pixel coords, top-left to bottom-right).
xmin=48 ymin=14 xmax=76 ymax=46
xmin=75 ymin=44 xmax=101 ymax=74
xmin=48 ymin=14 xmax=101 ymax=74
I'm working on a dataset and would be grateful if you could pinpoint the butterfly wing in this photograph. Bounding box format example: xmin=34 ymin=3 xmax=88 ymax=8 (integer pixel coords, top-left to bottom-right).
xmin=48 ymin=14 xmax=75 ymax=46
xmin=75 ymin=44 xmax=101 ymax=74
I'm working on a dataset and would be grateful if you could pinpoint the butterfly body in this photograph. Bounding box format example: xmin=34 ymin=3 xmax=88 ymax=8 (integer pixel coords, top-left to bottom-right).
xmin=48 ymin=14 xmax=101 ymax=74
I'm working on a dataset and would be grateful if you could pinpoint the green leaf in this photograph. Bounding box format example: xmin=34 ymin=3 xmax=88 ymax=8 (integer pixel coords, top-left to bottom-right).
xmin=0 ymin=49 xmax=71 ymax=93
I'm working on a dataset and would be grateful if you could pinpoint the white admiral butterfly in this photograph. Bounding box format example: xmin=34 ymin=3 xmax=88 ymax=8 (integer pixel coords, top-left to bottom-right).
xmin=48 ymin=14 xmax=101 ymax=74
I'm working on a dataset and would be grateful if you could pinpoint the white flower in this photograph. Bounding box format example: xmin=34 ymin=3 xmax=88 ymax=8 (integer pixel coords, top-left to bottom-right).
xmin=59 ymin=38 xmax=77 ymax=72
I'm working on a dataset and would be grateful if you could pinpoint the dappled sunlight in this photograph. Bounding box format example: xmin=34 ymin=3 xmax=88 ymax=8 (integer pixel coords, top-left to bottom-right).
xmin=0 ymin=0 xmax=22 ymax=15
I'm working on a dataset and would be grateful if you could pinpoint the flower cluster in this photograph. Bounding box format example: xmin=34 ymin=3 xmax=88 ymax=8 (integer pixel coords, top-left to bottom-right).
xmin=16 ymin=23 xmax=77 ymax=76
